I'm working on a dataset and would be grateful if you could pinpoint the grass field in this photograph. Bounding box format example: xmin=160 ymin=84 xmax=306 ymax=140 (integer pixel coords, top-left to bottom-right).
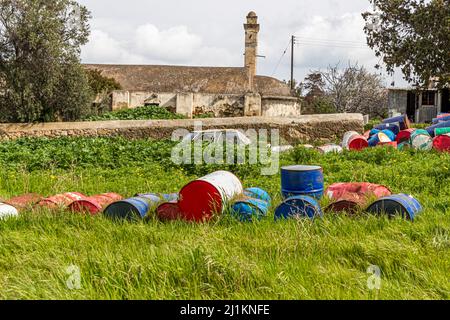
xmin=0 ymin=137 xmax=449 ymax=300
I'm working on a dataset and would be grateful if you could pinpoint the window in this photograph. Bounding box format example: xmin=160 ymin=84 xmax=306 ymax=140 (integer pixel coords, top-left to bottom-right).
xmin=422 ymin=91 xmax=436 ymax=106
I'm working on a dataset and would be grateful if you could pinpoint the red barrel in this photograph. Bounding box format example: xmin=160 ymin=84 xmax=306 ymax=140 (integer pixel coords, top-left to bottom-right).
xmin=69 ymin=193 xmax=123 ymax=215
xmin=179 ymin=171 xmax=244 ymax=222
xmin=433 ymin=135 xmax=450 ymax=152
xmin=325 ymin=197 xmax=364 ymax=214
xmin=38 ymin=192 xmax=87 ymax=208
xmin=5 ymin=193 xmax=42 ymax=211
xmin=342 ymin=131 xmax=369 ymax=151
xmin=326 ymin=183 xmax=392 ymax=201
xmin=396 ymin=128 xmax=416 ymax=143
xmin=157 ymin=202 xmax=182 ymax=221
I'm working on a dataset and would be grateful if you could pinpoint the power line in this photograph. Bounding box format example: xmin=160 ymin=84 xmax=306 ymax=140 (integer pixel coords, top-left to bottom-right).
xmin=271 ymin=38 xmax=292 ymax=77
xmin=294 ymin=36 xmax=367 ymax=45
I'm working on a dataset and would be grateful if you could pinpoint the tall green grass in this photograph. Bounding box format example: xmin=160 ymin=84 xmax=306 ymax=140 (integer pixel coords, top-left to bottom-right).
xmin=0 ymin=137 xmax=449 ymax=300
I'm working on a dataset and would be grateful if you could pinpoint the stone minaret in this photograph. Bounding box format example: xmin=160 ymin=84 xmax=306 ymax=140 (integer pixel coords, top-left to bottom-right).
xmin=244 ymin=11 xmax=260 ymax=92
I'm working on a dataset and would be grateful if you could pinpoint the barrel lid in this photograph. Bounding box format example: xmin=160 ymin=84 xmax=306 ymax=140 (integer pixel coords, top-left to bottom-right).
xmin=281 ymin=165 xmax=322 ymax=172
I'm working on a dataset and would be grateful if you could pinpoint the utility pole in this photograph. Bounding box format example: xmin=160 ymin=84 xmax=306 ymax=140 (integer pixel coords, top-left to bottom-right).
xmin=290 ymin=35 xmax=295 ymax=91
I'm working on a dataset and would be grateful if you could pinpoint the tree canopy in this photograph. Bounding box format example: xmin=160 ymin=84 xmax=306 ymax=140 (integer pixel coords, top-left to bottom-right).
xmin=363 ymin=0 xmax=450 ymax=88
xmin=0 ymin=0 xmax=92 ymax=122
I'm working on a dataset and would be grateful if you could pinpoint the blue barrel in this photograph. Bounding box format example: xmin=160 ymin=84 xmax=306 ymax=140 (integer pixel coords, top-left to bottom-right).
xmin=232 ymin=198 xmax=269 ymax=222
xmin=432 ymin=115 xmax=450 ymax=124
xmin=382 ymin=115 xmax=410 ymax=130
xmin=281 ymin=165 xmax=324 ymax=200
xmin=103 ymin=196 xmax=156 ymax=220
xmin=426 ymin=120 xmax=450 ymax=137
xmin=275 ymin=195 xmax=323 ymax=220
xmin=369 ymin=129 xmax=380 ymax=137
xmin=374 ymin=123 xmax=401 ymax=136
xmin=244 ymin=188 xmax=271 ymax=203
xmin=381 ymin=129 xmax=396 ymax=141
xmin=136 ymin=193 xmax=179 ymax=202
xmin=368 ymin=132 xmax=391 ymax=147
xmin=366 ymin=193 xmax=422 ymax=221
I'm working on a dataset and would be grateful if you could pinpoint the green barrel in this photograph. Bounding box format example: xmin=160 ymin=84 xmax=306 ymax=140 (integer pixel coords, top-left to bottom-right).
xmin=410 ymin=129 xmax=433 ymax=151
xmin=435 ymin=127 xmax=450 ymax=136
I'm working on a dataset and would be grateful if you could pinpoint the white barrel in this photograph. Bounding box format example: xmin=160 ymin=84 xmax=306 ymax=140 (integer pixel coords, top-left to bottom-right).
xmin=0 ymin=203 xmax=19 ymax=220
xmin=179 ymin=171 xmax=244 ymax=222
xmin=317 ymin=144 xmax=343 ymax=154
xmin=342 ymin=131 xmax=360 ymax=148
xmin=411 ymin=131 xmax=433 ymax=151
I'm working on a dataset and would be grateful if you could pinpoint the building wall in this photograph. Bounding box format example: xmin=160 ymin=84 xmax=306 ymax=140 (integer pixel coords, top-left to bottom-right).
xmin=387 ymin=90 xmax=408 ymax=116
xmin=262 ymin=96 xmax=301 ymax=117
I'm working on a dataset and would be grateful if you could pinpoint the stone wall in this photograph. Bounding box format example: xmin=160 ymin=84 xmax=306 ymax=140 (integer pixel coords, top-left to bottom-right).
xmin=262 ymin=96 xmax=300 ymax=117
xmin=0 ymin=114 xmax=364 ymax=144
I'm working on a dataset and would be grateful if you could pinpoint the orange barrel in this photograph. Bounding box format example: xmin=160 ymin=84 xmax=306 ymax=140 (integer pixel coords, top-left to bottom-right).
xmin=342 ymin=131 xmax=369 ymax=151
xmin=396 ymin=128 xmax=416 ymax=143
xmin=69 ymin=193 xmax=123 ymax=215
xmin=38 ymin=192 xmax=87 ymax=208
xmin=0 ymin=203 xmax=19 ymax=219
xmin=433 ymin=135 xmax=450 ymax=152
xmin=157 ymin=202 xmax=183 ymax=222
xmin=5 ymin=193 xmax=42 ymax=211
xmin=179 ymin=171 xmax=244 ymax=222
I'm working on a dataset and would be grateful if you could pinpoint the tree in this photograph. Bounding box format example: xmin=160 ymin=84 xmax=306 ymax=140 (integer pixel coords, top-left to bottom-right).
xmin=319 ymin=63 xmax=388 ymax=118
xmin=0 ymin=0 xmax=92 ymax=122
xmin=301 ymin=72 xmax=326 ymax=104
xmin=362 ymin=0 xmax=450 ymax=87
xmin=85 ymin=68 xmax=122 ymax=115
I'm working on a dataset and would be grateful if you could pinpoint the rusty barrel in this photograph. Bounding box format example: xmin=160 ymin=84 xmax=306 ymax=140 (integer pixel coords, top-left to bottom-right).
xmin=38 ymin=192 xmax=87 ymax=209
xmin=5 ymin=193 xmax=42 ymax=212
xmin=69 ymin=193 xmax=123 ymax=215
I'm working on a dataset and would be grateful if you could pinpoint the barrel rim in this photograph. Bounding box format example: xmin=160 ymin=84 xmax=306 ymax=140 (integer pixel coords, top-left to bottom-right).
xmin=281 ymin=165 xmax=322 ymax=172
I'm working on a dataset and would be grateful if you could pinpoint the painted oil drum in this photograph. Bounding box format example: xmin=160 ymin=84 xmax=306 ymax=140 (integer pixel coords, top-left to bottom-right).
xmin=433 ymin=135 xmax=450 ymax=152
xmin=381 ymin=129 xmax=396 ymax=141
xmin=179 ymin=171 xmax=244 ymax=222
xmin=103 ymin=196 xmax=156 ymax=220
xmin=377 ymin=141 xmax=398 ymax=149
xmin=374 ymin=123 xmax=401 ymax=136
xmin=244 ymin=188 xmax=271 ymax=203
xmin=366 ymin=194 xmax=422 ymax=221
xmin=5 ymin=193 xmax=42 ymax=211
xmin=317 ymin=144 xmax=343 ymax=154
xmin=426 ymin=120 xmax=450 ymax=137
xmin=368 ymin=132 xmax=391 ymax=147
xmin=38 ymin=192 xmax=87 ymax=208
xmin=325 ymin=199 xmax=363 ymax=214
xmin=342 ymin=131 xmax=368 ymax=150
xmin=232 ymin=198 xmax=269 ymax=222
xmin=437 ymin=112 xmax=450 ymax=118
xmin=136 ymin=193 xmax=179 ymax=202
xmin=410 ymin=129 xmax=433 ymax=150
xmin=325 ymin=183 xmax=392 ymax=201
xmin=434 ymin=127 xmax=450 ymax=136
xmin=69 ymin=193 xmax=123 ymax=215
xmin=0 ymin=203 xmax=19 ymax=219
xmin=275 ymin=195 xmax=323 ymax=221
xmin=281 ymin=165 xmax=324 ymax=200
xmin=396 ymin=128 xmax=416 ymax=143
xmin=382 ymin=115 xmax=411 ymax=130
xmin=432 ymin=115 xmax=450 ymax=124
xmin=157 ymin=202 xmax=182 ymax=222
xmin=369 ymin=129 xmax=380 ymax=137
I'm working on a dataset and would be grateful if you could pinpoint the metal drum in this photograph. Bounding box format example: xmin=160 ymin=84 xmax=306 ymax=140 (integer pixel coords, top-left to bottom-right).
xmin=69 ymin=193 xmax=123 ymax=215
xmin=382 ymin=115 xmax=411 ymax=130
xmin=342 ymin=132 xmax=368 ymax=151
xmin=396 ymin=129 xmax=416 ymax=143
xmin=434 ymin=128 xmax=450 ymax=136
xmin=432 ymin=115 xmax=450 ymax=124
xmin=368 ymin=132 xmax=391 ymax=147
xmin=410 ymin=129 xmax=433 ymax=150
xmin=179 ymin=171 xmax=244 ymax=222
xmin=103 ymin=196 xmax=157 ymax=221
xmin=325 ymin=183 xmax=392 ymax=201
xmin=374 ymin=123 xmax=401 ymax=136
xmin=136 ymin=193 xmax=179 ymax=202
xmin=281 ymin=165 xmax=324 ymax=200
xmin=433 ymin=135 xmax=450 ymax=152
xmin=232 ymin=198 xmax=269 ymax=222
xmin=38 ymin=192 xmax=87 ymax=209
xmin=275 ymin=195 xmax=323 ymax=221
xmin=157 ymin=202 xmax=182 ymax=222
xmin=366 ymin=194 xmax=422 ymax=221
xmin=0 ymin=203 xmax=19 ymax=219
xmin=5 ymin=193 xmax=42 ymax=211
xmin=244 ymin=188 xmax=271 ymax=203
xmin=426 ymin=120 xmax=450 ymax=137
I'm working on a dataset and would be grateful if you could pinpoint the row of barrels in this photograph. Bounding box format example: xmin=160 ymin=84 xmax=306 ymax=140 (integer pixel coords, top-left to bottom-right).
xmin=343 ymin=114 xmax=450 ymax=152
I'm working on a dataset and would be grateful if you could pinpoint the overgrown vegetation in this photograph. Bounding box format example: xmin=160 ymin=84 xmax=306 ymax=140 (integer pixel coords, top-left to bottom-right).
xmin=83 ymin=105 xmax=186 ymax=121
xmin=0 ymin=137 xmax=449 ymax=299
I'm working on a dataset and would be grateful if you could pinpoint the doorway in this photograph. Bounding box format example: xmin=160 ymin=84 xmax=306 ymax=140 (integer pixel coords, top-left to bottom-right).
xmin=407 ymin=91 xmax=417 ymax=122
xmin=441 ymin=89 xmax=450 ymax=113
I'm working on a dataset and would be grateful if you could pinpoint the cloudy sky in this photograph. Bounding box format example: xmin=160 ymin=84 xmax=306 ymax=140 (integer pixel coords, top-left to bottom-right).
xmin=78 ymin=0 xmax=407 ymax=86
